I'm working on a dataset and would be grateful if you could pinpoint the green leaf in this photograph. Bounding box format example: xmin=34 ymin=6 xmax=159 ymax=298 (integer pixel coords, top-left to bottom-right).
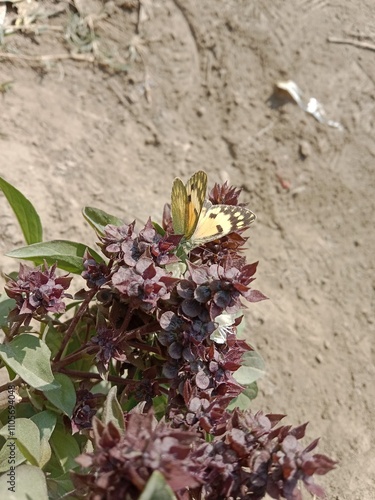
xmin=83 ymin=206 xmax=123 ymax=235
xmin=43 ymin=373 xmax=76 ymax=417
xmin=47 ymin=472 xmax=75 ymax=500
xmin=24 ymin=386 xmax=45 ymax=411
xmin=31 ymin=411 xmax=57 ymax=442
xmin=0 ymin=438 xmax=26 ymax=472
xmin=234 ymin=349 xmax=266 ymax=386
xmin=0 ymin=334 xmax=57 ymax=391
xmin=0 ymin=176 xmax=43 ymax=245
xmin=152 ymin=395 xmax=168 ymax=421
xmin=0 ymin=464 xmax=48 ymax=499
xmin=102 ymin=386 xmax=125 ymax=431
xmin=0 ymin=418 xmax=41 ymax=466
xmin=43 ymin=324 xmax=63 ymax=359
xmin=6 ymin=240 xmax=104 ymax=274
xmin=0 ymin=296 xmax=15 ymax=330
xmin=139 ymin=471 xmax=176 ymax=500
xmin=49 ymin=427 xmax=80 ymax=474
xmin=152 ymin=222 xmax=166 ymax=236
xmin=31 ymin=411 xmax=57 ymax=469
xmin=227 ymin=382 xmax=258 ymax=411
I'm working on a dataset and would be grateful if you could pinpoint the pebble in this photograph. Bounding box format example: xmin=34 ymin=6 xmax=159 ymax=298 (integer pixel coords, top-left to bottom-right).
xmin=196 ymin=106 xmax=206 ymax=117
xmin=315 ymin=354 xmax=323 ymax=364
xmin=299 ymin=140 xmax=312 ymax=158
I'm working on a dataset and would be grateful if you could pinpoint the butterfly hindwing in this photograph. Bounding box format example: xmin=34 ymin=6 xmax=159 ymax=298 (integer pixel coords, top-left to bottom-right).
xmin=191 ymin=203 xmax=256 ymax=247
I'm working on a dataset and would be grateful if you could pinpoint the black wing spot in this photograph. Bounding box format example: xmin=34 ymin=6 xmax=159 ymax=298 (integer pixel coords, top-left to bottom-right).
xmin=216 ymin=224 xmax=224 ymax=233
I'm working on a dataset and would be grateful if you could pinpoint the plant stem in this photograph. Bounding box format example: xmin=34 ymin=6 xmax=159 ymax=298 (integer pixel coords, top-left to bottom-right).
xmin=58 ymin=368 xmax=128 ymax=385
xmin=53 ymin=345 xmax=98 ymax=370
xmin=119 ymin=320 xmax=159 ymax=342
xmin=54 ymin=289 xmax=97 ymax=362
xmin=119 ymin=304 xmax=134 ymax=333
xmin=0 ymin=377 xmax=22 ymax=393
xmin=8 ymin=320 xmax=24 ymax=340
xmin=127 ymin=340 xmax=159 ymax=354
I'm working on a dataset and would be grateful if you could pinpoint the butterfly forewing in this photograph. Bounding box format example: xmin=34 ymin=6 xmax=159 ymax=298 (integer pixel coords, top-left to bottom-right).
xmin=171 ymin=178 xmax=188 ymax=235
xmin=171 ymin=171 xmax=207 ymax=238
xmin=191 ymin=204 xmax=256 ymax=246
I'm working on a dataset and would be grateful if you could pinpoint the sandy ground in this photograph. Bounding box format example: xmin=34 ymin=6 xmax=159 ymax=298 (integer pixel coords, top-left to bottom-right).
xmin=0 ymin=1 xmax=374 ymax=498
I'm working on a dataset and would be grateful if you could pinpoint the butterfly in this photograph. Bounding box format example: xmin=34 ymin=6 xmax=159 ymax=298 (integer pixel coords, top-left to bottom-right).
xmin=171 ymin=170 xmax=256 ymax=248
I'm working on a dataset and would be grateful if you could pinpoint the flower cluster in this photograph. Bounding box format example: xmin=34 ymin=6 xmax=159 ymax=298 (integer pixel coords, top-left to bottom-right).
xmin=73 ymin=410 xmax=203 ymax=499
xmin=78 ymin=182 xmax=266 ymax=419
xmin=73 ymin=408 xmax=336 ymax=500
xmin=177 ymin=260 xmax=265 ymax=320
xmin=5 ymin=262 xmax=72 ymax=325
xmin=99 ymin=218 xmax=181 ymax=267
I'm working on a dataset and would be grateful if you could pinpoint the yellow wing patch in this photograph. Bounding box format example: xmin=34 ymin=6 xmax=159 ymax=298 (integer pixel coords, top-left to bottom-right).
xmin=191 ymin=201 xmax=256 ymax=247
xmin=171 ymin=171 xmax=256 ymax=248
xmin=171 ymin=178 xmax=188 ymax=236
xmin=171 ymin=171 xmax=207 ymax=238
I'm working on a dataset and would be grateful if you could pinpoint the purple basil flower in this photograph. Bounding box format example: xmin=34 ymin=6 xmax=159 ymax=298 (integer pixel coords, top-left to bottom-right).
xmin=5 ymin=262 xmax=72 ymax=323
xmin=112 ymin=256 xmax=178 ymax=312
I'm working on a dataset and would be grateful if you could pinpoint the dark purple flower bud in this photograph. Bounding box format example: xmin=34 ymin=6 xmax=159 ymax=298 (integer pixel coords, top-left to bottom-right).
xmin=208 ymin=181 xmax=244 ymax=206
xmin=71 ymin=389 xmax=102 ymax=434
xmin=90 ymin=325 xmax=127 ymax=374
xmin=81 ymin=250 xmax=110 ymax=289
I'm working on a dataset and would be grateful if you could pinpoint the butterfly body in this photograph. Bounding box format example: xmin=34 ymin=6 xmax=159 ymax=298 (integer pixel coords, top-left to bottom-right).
xmin=171 ymin=171 xmax=256 ymax=249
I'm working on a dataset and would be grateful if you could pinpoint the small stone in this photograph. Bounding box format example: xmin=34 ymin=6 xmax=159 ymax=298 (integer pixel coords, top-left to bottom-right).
xmin=299 ymin=140 xmax=312 ymax=158
xmin=315 ymin=354 xmax=323 ymax=364
xmin=196 ymin=106 xmax=206 ymax=117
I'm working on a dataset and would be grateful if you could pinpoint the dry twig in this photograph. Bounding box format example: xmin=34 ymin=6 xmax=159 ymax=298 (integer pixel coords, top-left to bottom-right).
xmin=328 ymin=36 xmax=375 ymax=52
xmin=0 ymin=51 xmax=95 ymax=63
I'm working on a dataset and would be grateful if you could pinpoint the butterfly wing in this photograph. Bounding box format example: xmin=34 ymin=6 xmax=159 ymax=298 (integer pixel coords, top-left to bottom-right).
xmin=184 ymin=171 xmax=207 ymax=238
xmin=171 ymin=171 xmax=207 ymax=238
xmin=171 ymin=178 xmax=188 ymax=235
xmin=191 ymin=203 xmax=256 ymax=247
xmin=171 ymin=170 xmax=255 ymax=247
